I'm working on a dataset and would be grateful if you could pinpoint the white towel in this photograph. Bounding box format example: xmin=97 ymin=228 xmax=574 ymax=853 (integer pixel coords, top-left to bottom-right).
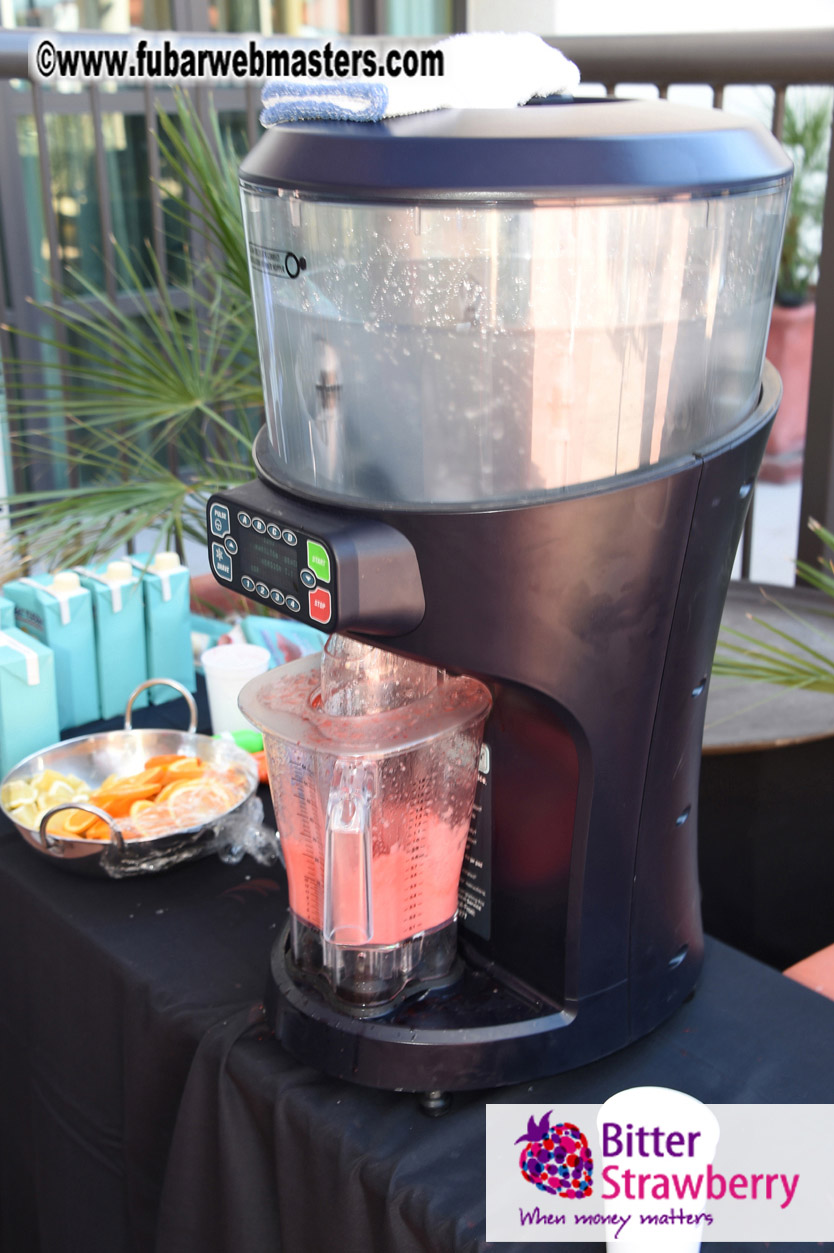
xmin=260 ymin=32 xmax=580 ymax=126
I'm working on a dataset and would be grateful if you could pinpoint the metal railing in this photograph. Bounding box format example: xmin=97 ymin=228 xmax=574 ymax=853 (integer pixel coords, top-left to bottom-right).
xmin=0 ymin=37 xmax=265 ymax=495
xmin=0 ymin=25 xmax=832 ymax=575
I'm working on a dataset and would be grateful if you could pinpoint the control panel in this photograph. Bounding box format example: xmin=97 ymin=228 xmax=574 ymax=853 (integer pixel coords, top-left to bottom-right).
xmin=207 ymin=476 xmax=425 ymax=637
xmin=208 ymin=494 xmax=335 ymax=629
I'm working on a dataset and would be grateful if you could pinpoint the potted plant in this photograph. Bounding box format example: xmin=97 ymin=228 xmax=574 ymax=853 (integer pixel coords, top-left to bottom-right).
xmin=761 ymin=89 xmax=832 ymax=482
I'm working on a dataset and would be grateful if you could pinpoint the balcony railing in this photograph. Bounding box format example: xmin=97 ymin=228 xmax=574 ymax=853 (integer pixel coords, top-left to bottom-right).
xmin=0 ymin=26 xmax=832 ymax=576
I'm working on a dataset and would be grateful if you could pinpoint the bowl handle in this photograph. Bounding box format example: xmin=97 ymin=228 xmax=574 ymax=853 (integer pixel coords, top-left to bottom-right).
xmin=39 ymin=802 xmax=126 ymax=853
xmin=124 ymin=679 xmax=198 ymax=732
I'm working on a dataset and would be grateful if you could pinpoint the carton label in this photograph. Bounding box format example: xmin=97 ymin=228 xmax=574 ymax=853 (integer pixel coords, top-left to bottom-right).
xmin=14 ymin=605 xmax=46 ymax=637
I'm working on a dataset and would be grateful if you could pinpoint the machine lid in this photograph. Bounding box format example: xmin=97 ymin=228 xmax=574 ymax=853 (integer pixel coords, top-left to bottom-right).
xmin=239 ymin=99 xmax=791 ymax=202
xmin=238 ymin=642 xmax=492 ymax=758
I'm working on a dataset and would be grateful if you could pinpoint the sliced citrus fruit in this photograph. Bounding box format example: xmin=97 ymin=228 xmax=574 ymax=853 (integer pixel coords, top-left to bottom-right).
xmin=129 ymin=799 xmax=154 ymax=817
xmin=45 ymin=812 xmax=76 ymax=837
xmin=2 ymin=779 xmax=37 ymax=809
xmin=33 ymin=769 xmax=65 ymax=791
xmin=109 ymin=766 xmax=165 ymax=791
xmin=11 ymin=802 xmax=39 ymax=829
xmin=44 ymin=780 xmax=78 ymax=806
xmin=131 ymin=802 xmax=176 ymax=838
xmin=160 ymin=766 xmax=203 ymax=787
xmin=89 ymin=790 xmax=133 ymax=818
xmin=155 ymin=779 xmax=198 ymax=804
xmin=90 ymin=783 xmax=161 ymax=816
xmin=168 ymin=779 xmax=236 ymax=828
xmin=62 ymin=808 xmax=98 ymax=835
xmin=162 ymin=757 xmax=205 ymax=782
xmin=144 ymin=754 xmax=188 ymax=769
xmin=167 ymin=755 xmax=204 ymax=773
xmin=86 ymin=818 xmax=113 ymax=840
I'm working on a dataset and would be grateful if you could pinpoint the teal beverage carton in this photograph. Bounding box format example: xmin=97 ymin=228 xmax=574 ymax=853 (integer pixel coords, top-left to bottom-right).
xmin=132 ymin=552 xmax=196 ymax=704
xmin=0 ymin=627 xmax=60 ymax=777
xmin=0 ymin=596 xmax=14 ymax=629
xmin=75 ymin=560 xmax=149 ymax=719
xmin=4 ymin=572 xmax=100 ymax=729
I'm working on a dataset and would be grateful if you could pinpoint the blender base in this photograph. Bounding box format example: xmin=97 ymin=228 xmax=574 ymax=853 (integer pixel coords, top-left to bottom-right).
xmin=284 ymin=933 xmax=466 ymax=1021
xmin=265 ymin=926 xmax=702 ymax=1092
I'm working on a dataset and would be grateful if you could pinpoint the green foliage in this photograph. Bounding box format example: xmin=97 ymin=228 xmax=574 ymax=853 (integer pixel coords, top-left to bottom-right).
xmin=154 ymin=97 xmax=252 ymax=298
xmin=713 ymin=520 xmax=834 ymax=694
xmin=777 ymin=90 xmax=833 ymax=305
xmin=1 ymin=91 xmax=261 ymax=579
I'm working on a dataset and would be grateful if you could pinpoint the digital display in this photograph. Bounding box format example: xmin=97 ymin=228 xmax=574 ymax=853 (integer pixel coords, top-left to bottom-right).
xmin=242 ymin=531 xmax=298 ymax=589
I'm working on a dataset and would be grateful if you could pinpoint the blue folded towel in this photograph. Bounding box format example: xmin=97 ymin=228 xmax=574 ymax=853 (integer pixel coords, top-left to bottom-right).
xmin=261 ymin=80 xmax=389 ymax=126
xmin=260 ymin=33 xmax=580 ymax=126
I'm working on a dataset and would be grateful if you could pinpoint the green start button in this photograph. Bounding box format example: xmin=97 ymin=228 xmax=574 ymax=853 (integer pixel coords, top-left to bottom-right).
xmin=306 ymin=539 xmax=331 ymax=584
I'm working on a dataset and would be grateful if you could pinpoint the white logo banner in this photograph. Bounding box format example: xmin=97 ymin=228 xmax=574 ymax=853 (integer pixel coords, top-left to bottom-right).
xmin=486 ymin=1092 xmax=834 ymax=1243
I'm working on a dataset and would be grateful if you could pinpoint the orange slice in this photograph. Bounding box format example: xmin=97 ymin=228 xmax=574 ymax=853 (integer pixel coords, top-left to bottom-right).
xmin=131 ymin=802 xmax=176 ymax=838
xmin=130 ymin=799 xmax=154 ymax=817
xmin=163 ymin=757 xmax=205 ymax=781
xmin=168 ymin=779 xmax=236 ymax=828
xmin=91 ymin=783 xmax=161 ymax=816
xmin=155 ymin=779 xmax=198 ymax=804
xmin=45 ymin=812 xmax=76 ymax=837
xmin=144 ymin=754 xmax=188 ymax=769
xmin=88 ymin=791 xmax=133 ymax=818
xmin=46 ymin=811 xmax=110 ymax=840
xmin=62 ymin=807 xmax=98 ymax=835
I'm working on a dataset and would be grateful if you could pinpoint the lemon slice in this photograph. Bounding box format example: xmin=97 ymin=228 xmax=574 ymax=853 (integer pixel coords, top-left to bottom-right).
xmin=12 ymin=802 xmax=39 ymax=829
xmin=44 ymin=780 xmax=77 ymax=806
xmin=32 ymin=769 xmax=65 ymax=791
xmin=1 ymin=779 xmax=37 ymax=809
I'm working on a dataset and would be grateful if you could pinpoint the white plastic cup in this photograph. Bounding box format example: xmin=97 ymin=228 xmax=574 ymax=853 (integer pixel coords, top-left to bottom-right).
xmin=201 ymin=644 xmax=270 ymax=734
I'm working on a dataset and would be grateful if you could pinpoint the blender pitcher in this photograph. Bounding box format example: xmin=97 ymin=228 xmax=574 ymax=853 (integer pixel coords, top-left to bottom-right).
xmin=239 ymin=635 xmax=492 ymax=1012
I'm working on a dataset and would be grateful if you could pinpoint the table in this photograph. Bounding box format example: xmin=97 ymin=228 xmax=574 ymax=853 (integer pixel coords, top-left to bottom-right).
xmin=1 ymin=694 xmax=833 ymax=1253
xmin=700 ymin=583 xmax=834 ymax=967
xmin=0 ymin=686 xmax=288 ymax=1253
xmin=703 ymin=582 xmax=834 ymax=754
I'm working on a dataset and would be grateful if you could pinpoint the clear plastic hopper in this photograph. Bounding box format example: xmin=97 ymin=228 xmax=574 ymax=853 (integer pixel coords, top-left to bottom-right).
xmin=242 ymin=184 xmax=788 ymax=505
xmin=239 ymin=636 xmax=492 ymax=1011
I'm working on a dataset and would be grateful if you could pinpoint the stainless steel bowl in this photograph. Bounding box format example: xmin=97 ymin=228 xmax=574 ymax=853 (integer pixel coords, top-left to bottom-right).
xmin=0 ymin=679 xmax=259 ymax=877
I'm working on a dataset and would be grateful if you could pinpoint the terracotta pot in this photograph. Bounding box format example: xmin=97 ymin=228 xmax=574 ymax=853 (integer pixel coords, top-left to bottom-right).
xmin=760 ymin=300 xmax=816 ymax=481
xmin=190 ymin=572 xmax=252 ymax=618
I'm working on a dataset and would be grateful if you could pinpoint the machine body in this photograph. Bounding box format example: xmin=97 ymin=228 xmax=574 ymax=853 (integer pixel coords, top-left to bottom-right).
xmin=207 ymin=101 xmax=791 ymax=1089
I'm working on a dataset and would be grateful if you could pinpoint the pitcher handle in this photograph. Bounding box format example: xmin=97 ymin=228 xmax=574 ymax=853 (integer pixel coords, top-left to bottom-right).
xmin=323 ymin=759 xmax=375 ymax=946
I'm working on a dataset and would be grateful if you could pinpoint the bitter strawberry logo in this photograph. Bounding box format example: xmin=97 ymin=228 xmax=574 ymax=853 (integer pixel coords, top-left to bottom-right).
xmin=516 ymin=1113 xmax=594 ymax=1199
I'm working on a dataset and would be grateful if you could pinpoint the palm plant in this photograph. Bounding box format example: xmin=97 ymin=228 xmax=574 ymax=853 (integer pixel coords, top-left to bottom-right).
xmin=712 ymin=519 xmax=834 ymax=694
xmin=0 ymin=92 xmax=262 ymax=579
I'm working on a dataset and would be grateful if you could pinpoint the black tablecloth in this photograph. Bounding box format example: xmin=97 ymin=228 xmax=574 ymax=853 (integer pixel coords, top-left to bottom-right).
xmin=0 ymin=685 xmax=288 ymax=1253
xmin=1 ymin=689 xmax=833 ymax=1253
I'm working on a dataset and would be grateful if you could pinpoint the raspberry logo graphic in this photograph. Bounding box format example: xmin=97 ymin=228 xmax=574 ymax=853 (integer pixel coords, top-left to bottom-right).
xmin=516 ymin=1113 xmax=594 ymax=1198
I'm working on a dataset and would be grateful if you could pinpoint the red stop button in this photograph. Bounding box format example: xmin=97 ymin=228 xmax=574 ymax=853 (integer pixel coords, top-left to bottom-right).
xmin=308 ymin=588 xmax=332 ymax=624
